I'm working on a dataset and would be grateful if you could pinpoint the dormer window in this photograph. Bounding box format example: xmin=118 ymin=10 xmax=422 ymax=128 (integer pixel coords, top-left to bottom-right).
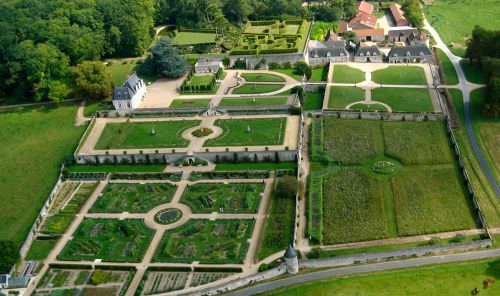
xmin=394 ymin=53 xmax=398 ymax=57
xmin=326 ymin=52 xmax=331 ymax=57
xmin=360 ymin=53 xmax=364 ymax=56
xmin=406 ymin=51 xmax=411 ymax=56
xmin=340 ymin=52 xmax=344 ymax=56
xmin=420 ymin=52 xmax=424 ymax=56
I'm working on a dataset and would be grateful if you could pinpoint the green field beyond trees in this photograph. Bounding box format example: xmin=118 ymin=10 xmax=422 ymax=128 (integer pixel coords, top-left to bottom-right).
xmin=95 ymin=120 xmax=201 ymax=150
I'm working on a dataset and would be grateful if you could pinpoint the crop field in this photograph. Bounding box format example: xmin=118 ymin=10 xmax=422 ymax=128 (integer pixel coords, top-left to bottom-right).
xmin=241 ymin=73 xmax=285 ymax=82
xmin=58 ymin=218 xmax=154 ymax=262
xmin=382 ymin=121 xmax=454 ymax=165
xmin=232 ymin=84 xmax=285 ymax=94
xmin=181 ymin=183 xmax=264 ymax=213
xmin=219 ymin=97 xmax=288 ymax=107
xmin=323 ymin=118 xmax=383 ymax=164
xmin=231 ymin=20 xmax=311 ymax=55
xmin=322 ymin=169 xmax=387 ymax=244
xmin=391 ymin=167 xmax=477 ymax=236
xmin=424 ymin=0 xmax=500 ymax=56
xmin=372 ymin=66 xmax=427 ymax=85
xmin=371 ymin=88 xmax=434 ymax=112
xmin=169 ymin=99 xmax=211 ymax=108
xmin=328 ymin=86 xmax=365 ymax=109
xmin=204 ymin=117 xmax=287 ymax=147
xmin=310 ymin=118 xmax=477 ymax=244
xmin=332 ymin=65 xmax=365 ymax=83
xmin=154 ymin=219 xmax=254 ymax=264
xmin=90 ymin=183 xmax=177 ymax=213
xmin=95 ymin=120 xmax=201 ymax=150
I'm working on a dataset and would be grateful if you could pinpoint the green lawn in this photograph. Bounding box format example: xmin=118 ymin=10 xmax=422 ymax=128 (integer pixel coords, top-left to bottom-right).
xmin=232 ymin=84 xmax=285 ymax=94
xmin=107 ymin=61 xmax=156 ymax=86
xmin=460 ymin=61 xmax=487 ymax=84
xmin=310 ymin=66 xmax=328 ymax=82
xmin=84 ymin=101 xmax=113 ymax=117
xmin=241 ymin=73 xmax=285 ymax=82
xmin=219 ymin=97 xmax=288 ymax=107
xmin=185 ymin=75 xmax=214 ymax=86
xmin=58 ymin=218 xmax=154 ymax=262
xmin=332 ymin=65 xmax=365 ymax=83
xmin=67 ymin=164 xmax=166 ymax=173
xmin=349 ymin=103 xmax=388 ymax=112
xmin=95 ymin=120 xmax=201 ymax=150
xmin=204 ymin=118 xmax=287 ymax=147
xmin=372 ymin=66 xmax=427 ymax=85
xmin=154 ymin=219 xmax=254 ymax=264
xmin=272 ymin=69 xmax=302 ymax=82
xmin=372 ymin=88 xmax=434 ymax=112
xmin=0 ymin=105 xmax=85 ymax=246
xmin=26 ymin=239 xmax=58 ymax=260
xmin=263 ymin=259 xmax=500 ymax=295
xmin=215 ymin=162 xmax=297 ymax=171
xmin=90 ymin=183 xmax=177 ymax=213
xmin=180 ymin=183 xmax=264 ymax=213
xmin=304 ymin=92 xmax=324 ymax=110
xmin=328 ymin=86 xmax=365 ymax=109
xmin=424 ymin=0 xmax=500 ymax=56
xmin=437 ymin=49 xmax=459 ymax=85
xmin=171 ymin=31 xmax=217 ymax=45
xmin=169 ymin=99 xmax=211 ymax=108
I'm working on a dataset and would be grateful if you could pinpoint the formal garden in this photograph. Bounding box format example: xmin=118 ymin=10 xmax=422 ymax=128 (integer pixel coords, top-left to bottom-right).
xmin=232 ymin=84 xmax=285 ymax=94
xmin=371 ymin=88 xmax=434 ymax=112
xmin=372 ymin=66 xmax=427 ymax=85
xmin=332 ymin=65 xmax=365 ymax=84
xmin=219 ymin=96 xmax=288 ymax=107
xmin=204 ymin=117 xmax=287 ymax=147
xmin=95 ymin=120 xmax=201 ymax=150
xmin=180 ymin=182 xmax=264 ymax=213
xmin=180 ymin=68 xmax=224 ymax=94
xmin=169 ymin=99 xmax=211 ymax=108
xmin=230 ymin=20 xmax=311 ymax=56
xmin=58 ymin=218 xmax=154 ymax=262
xmin=328 ymin=86 xmax=365 ymax=109
xmin=241 ymin=73 xmax=285 ymax=82
xmin=89 ymin=183 xmax=177 ymax=213
xmin=307 ymin=118 xmax=478 ymax=245
xmin=153 ymin=219 xmax=254 ymax=264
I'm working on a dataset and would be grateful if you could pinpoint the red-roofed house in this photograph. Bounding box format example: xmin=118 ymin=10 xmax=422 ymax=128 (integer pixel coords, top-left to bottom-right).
xmin=353 ymin=28 xmax=385 ymax=42
xmin=348 ymin=12 xmax=377 ymax=29
xmin=389 ymin=3 xmax=409 ymax=27
xmin=357 ymin=1 xmax=374 ymax=15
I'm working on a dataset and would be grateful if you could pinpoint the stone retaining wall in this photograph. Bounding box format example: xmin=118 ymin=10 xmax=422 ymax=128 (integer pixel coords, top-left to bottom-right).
xmin=322 ymin=110 xmax=446 ymax=121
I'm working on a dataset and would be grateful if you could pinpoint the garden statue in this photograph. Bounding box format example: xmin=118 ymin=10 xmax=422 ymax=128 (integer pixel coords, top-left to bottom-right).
xmin=151 ymin=128 xmax=156 ymax=135
xmin=246 ymin=126 xmax=251 ymax=133
xmin=252 ymin=97 xmax=256 ymax=103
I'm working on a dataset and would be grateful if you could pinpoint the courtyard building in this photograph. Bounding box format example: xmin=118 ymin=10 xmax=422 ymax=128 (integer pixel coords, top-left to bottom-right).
xmin=307 ymin=30 xmax=348 ymax=65
xmin=194 ymin=57 xmax=224 ymax=74
xmin=354 ymin=45 xmax=383 ymax=62
xmin=387 ymin=44 xmax=433 ymax=63
xmin=112 ymin=73 xmax=146 ymax=110
xmin=389 ymin=3 xmax=410 ymax=27
xmin=353 ymin=28 xmax=385 ymax=42
xmin=388 ymin=27 xmax=419 ymax=43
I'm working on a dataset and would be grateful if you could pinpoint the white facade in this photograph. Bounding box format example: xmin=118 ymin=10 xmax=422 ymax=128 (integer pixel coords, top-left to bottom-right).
xmin=112 ymin=73 xmax=147 ymax=110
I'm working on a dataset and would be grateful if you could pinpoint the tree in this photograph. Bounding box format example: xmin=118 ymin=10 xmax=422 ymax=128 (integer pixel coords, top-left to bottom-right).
xmin=293 ymin=61 xmax=312 ymax=80
xmin=0 ymin=241 xmax=18 ymax=274
xmin=309 ymin=5 xmax=341 ymax=22
xmin=222 ymin=0 xmax=251 ymax=24
xmin=275 ymin=175 xmax=298 ymax=199
xmin=73 ymin=61 xmax=113 ymax=100
xmin=402 ymin=0 xmax=423 ymax=30
xmin=140 ymin=37 xmax=187 ymax=78
xmin=485 ymin=76 xmax=500 ymax=117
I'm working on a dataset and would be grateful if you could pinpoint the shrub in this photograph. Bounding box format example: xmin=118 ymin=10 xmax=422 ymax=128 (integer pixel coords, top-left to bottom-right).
xmin=90 ymin=269 xmax=112 ymax=285
xmin=275 ymin=175 xmax=298 ymax=199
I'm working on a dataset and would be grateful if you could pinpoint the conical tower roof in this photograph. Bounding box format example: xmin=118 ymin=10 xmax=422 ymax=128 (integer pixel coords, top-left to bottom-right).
xmin=284 ymin=245 xmax=297 ymax=259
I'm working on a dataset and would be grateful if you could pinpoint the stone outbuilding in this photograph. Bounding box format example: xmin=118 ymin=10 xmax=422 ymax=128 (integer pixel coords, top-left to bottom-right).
xmin=112 ymin=72 xmax=146 ymax=110
xmin=389 ymin=3 xmax=410 ymax=27
xmin=354 ymin=45 xmax=383 ymax=63
xmin=387 ymin=45 xmax=433 ymax=63
xmin=307 ymin=30 xmax=348 ymax=65
xmin=353 ymin=28 xmax=385 ymax=42
xmin=194 ymin=57 xmax=223 ymax=74
xmin=388 ymin=27 xmax=418 ymax=43
xmin=284 ymin=245 xmax=299 ymax=274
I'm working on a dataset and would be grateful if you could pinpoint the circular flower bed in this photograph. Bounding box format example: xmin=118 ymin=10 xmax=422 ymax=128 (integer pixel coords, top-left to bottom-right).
xmin=372 ymin=161 xmax=396 ymax=175
xmin=191 ymin=128 xmax=213 ymax=138
xmin=155 ymin=208 xmax=182 ymax=225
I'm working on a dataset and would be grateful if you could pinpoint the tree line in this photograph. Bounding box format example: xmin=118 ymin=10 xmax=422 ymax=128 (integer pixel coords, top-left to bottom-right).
xmin=466 ymin=26 xmax=500 ymax=117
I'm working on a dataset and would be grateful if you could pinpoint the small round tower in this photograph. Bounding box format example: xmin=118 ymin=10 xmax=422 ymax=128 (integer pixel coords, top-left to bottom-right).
xmin=284 ymin=245 xmax=299 ymax=274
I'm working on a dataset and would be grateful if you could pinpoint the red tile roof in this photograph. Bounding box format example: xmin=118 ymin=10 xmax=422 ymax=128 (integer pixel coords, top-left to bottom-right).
xmin=338 ymin=22 xmax=349 ymax=33
xmin=390 ymin=3 xmax=409 ymax=26
xmin=349 ymin=12 xmax=377 ymax=28
xmin=357 ymin=1 xmax=374 ymax=15
xmin=353 ymin=28 xmax=385 ymax=37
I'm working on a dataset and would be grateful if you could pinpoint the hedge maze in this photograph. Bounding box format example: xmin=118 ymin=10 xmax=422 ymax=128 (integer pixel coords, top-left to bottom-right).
xmin=230 ymin=20 xmax=311 ymax=55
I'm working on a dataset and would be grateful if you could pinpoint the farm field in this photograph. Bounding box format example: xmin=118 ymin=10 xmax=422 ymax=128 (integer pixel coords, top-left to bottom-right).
xmin=241 ymin=73 xmax=285 ymax=82
xmin=95 ymin=120 xmax=201 ymax=150
xmin=232 ymin=84 xmax=285 ymax=94
xmin=153 ymin=219 xmax=254 ymax=264
xmin=328 ymin=86 xmax=365 ymax=109
xmin=332 ymin=65 xmax=365 ymax=83
xmin=218 ymin=97 xmax=288 ymax=107
xmin=424 ymin=0 xmax=500 ymax=56
xmin=0 ymin=105 xmax=85 ymax=246
xmin=169 ymin=99 xmax=211 ymax=108
xmin=310 ymin=118 xmax=477 ymax=244
xmin=181 ymin=183 xmax=264 ymax=213
xmin=371 ymin=88 xmax=434 ymax=112
xmin=90 ymin=183 xmax=177 ymax=213
xmin=58 ymin=218 xmax=154 ymax=262
xmin=263 ymin=259 xmax=500 ymax=296
xmin=372 ymin=66 xmax=427 ymax=85
xmin=204 ymin=118 xmax=287 ymax=147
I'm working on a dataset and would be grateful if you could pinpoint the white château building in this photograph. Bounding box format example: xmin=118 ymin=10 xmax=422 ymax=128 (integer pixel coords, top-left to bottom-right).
xmin=112 ymin=73 xmax=147 ymax=110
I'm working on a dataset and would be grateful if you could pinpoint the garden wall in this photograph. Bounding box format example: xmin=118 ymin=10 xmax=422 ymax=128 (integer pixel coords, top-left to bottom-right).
xmin=322 ymin=110 xmax=447 ymax=121
xmin=229 ymin=52 xmax=305 ymax=69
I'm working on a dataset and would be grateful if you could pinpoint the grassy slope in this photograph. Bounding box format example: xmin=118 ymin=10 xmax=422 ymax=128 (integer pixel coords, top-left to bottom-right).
xmin=26 ymin=239 xmax=58 ymax=260
xmin=437 ymin=49 xmax=459 ymax=85
xmin=372 ymin=66 xmax=427 ymax=85
xmin=262 ymin=259 xmax=500 ymax=296
xmin=372 ymin=88 xmax=434 ymax=112
xmin=0 ymin=105 xmax=85 ymax=245
xmin=332 ymin=65 xmax=365 ymax=83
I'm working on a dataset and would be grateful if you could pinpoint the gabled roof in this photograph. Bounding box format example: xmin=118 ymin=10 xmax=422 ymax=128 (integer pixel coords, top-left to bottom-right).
xmin=388 ymin=27 xmax=418 ymax=38
xmin=310 ymin=47 xmax=348 ymax=58
xmin=357 ymin=1 xmax=374 ymax=15
xmin=349 ymin=12 xmax=377 ymax=28
xmin=195 ymin=57 xmax=223 ymax=67
xmin=113 ymin=72 xmax=144 ymax=101
xmin=338 ymin=22 xmax=349 ymax=33
xmin=408 ymin=31 xmax=429 ymax=42
xmin=353 ymin=28 xmax=385 ymax=37
xmin=325 ymin=29 xmax=339 ymax=41
xmin=389 ymin=3 xmax=408 ymax=23
xmin=284 ymin=245 xmax=297 ymax=258
xmin=387 ymin=45 xmax=432 ymax=57
xmin=0 ymin=274 xmax=8 ymax=285
xmin=355 ymin=45 xmax=382 ymax=57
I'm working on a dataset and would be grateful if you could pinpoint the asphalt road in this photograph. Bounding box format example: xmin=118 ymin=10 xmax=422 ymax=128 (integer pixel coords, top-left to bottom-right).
xmin=227 ymin=249 xmax=500 ymax=296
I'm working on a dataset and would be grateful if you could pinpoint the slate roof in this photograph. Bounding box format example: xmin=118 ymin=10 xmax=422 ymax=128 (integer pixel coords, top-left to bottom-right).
xmin=310 ymin=47 xmax=348 ymax=58
xmin=0 ymin=274 xmax=8 ymax=285
xmin=308 ymin=33 xmax=347 ymax=58
xmin=284 ymin=245 xmax=298 ymax=258
xmin=355 ymin=45 xmax=382 ymax=56
xmin=113 ymin=73 xmax=142 ymax=101
xmin=387 ymin=45 xmax=432 ymax=57
xmin=7 ymin=276 xmax=30 ymax=288
xmin=195 ymin=57 xmax=223 ymax=67
xmin=388 ymin=27 xmax=418 ymax=39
